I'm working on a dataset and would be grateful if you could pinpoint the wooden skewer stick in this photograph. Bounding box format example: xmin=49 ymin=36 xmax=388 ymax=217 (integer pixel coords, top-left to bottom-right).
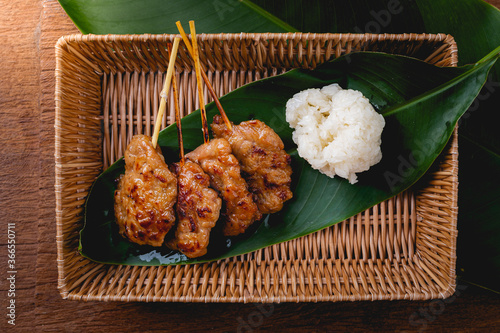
xmin=152 ymin=37 xmax=181 ymax=149
xmin=176 ymin=21 xmax=233 ymax=132
xmin=189 ymin=20 xmax=210 ymax=144
xmin=172 ymin=71 xmax=185 ymax=166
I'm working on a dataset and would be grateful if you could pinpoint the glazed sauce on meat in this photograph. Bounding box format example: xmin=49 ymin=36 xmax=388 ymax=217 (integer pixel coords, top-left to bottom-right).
xmin=211 ymin=115 xmax=293 ymax=214
xmin=114 ymin=135 xmax=177 ymax=247
xmin=186 ymin=138 xmax=262 ymax=236
xmin=167 ymin=160 xmax=222 ymax=258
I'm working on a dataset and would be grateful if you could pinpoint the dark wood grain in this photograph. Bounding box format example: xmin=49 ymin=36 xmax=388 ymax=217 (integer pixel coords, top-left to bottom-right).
xmin=0 ymin=0 xmax=42 ymax=330
xmin=1 ymin=0 xmax=499 ymax=331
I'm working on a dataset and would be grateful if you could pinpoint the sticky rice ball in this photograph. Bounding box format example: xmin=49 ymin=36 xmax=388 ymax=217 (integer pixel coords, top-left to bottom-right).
xmin=285 ymin=83 xmax=385 ymax=184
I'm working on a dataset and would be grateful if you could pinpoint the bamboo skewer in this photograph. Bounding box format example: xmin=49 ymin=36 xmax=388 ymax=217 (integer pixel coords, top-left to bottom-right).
xmin=189 ymin=20 xmax=210 ymax=144
xmin=152 ymin=37 xmax=181 ymax=149
xmin=176 ymin=21 xmax=233 ymax=132
xmin=172 ymin=72 xmax=185 ymax=166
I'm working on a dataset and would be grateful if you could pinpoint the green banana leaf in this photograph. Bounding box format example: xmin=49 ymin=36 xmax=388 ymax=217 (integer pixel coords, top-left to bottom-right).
xmin=57 ymin=0 xmax=294 ymax=34
xmin=457 ymin=136 xmax=500 ymax=293
xmin=59 ymin=0 xmax=500 ymax=290
xmin=80 ymin=49 xmax=499 ymax=265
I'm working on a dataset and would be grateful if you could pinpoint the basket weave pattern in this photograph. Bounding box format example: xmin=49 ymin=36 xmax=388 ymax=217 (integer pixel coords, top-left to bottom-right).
xmin=55 ymin=33 xmax=458 ymax=302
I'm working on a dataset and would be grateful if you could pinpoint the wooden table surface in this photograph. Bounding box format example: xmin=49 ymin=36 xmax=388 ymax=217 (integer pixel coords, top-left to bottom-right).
xmin=1 ymin=0 xmax=499 ymax=331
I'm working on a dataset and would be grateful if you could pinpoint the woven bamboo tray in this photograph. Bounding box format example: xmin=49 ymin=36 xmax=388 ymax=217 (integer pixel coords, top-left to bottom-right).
xmin=55 ymin=33 xmax=458 ymax=302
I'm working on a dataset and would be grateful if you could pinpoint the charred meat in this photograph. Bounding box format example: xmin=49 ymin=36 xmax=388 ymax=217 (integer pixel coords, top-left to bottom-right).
xmin=211 ymin=115 xmax=293 ymax=214
xmin=114 ymin=135 xmax=177 ymax=246
xmin=167 ymin=160 xmax=222 ymax=258
xmin=186 ymin=138 xmax=262 ymax=236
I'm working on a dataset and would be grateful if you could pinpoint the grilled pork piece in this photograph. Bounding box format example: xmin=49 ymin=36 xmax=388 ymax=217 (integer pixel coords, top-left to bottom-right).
xmin=167 ymin=160 xmax=222 ymax=258
xmin=114 ymin=135 xmax=177 ymax=246
xmin=211 ymin=115 xmax=293 ymax=214
xmin=186 ymin=138 xmax=262 ymax=236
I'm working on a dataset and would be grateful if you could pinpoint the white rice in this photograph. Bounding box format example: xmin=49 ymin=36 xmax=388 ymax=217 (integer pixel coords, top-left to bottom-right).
xmin=285 ymin=83 xmax=385 ymax=184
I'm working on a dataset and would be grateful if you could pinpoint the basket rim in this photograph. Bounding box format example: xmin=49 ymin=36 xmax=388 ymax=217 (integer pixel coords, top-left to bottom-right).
xmin=54 ymin=32 xmax=459 ymax=303
xmin=56 ymin=31 xmax=458 ymax=47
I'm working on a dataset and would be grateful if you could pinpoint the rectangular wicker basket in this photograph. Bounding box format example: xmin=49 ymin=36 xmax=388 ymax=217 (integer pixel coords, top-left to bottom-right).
xmin=55 ymin=32 xmax=458 ymax=302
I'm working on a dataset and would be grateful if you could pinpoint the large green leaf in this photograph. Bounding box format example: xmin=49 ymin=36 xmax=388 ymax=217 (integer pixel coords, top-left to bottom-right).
xmin=457 ymin=136 xmax=500 ymax=293
xmin=80 ymin=49 xmax=499 ymax=265
xmin=57 ymin=0 xmax=295 ymax=34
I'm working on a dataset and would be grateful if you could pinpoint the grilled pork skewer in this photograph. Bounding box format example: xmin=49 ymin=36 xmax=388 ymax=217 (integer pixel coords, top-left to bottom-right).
xmin=167 ymin=56 xmax=222 ymax=258
xmin=179 ymin=21 xmax=261 ymax=236
xmin=113 ymin=38 xmax=181 ymax=247
xmin=168 ymin=159 xmax=221 ymax=257
xmin=114 ymin=135 xmax=177 ymax=246
xmin=176 ymin=21 xmax=293 ymax=215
